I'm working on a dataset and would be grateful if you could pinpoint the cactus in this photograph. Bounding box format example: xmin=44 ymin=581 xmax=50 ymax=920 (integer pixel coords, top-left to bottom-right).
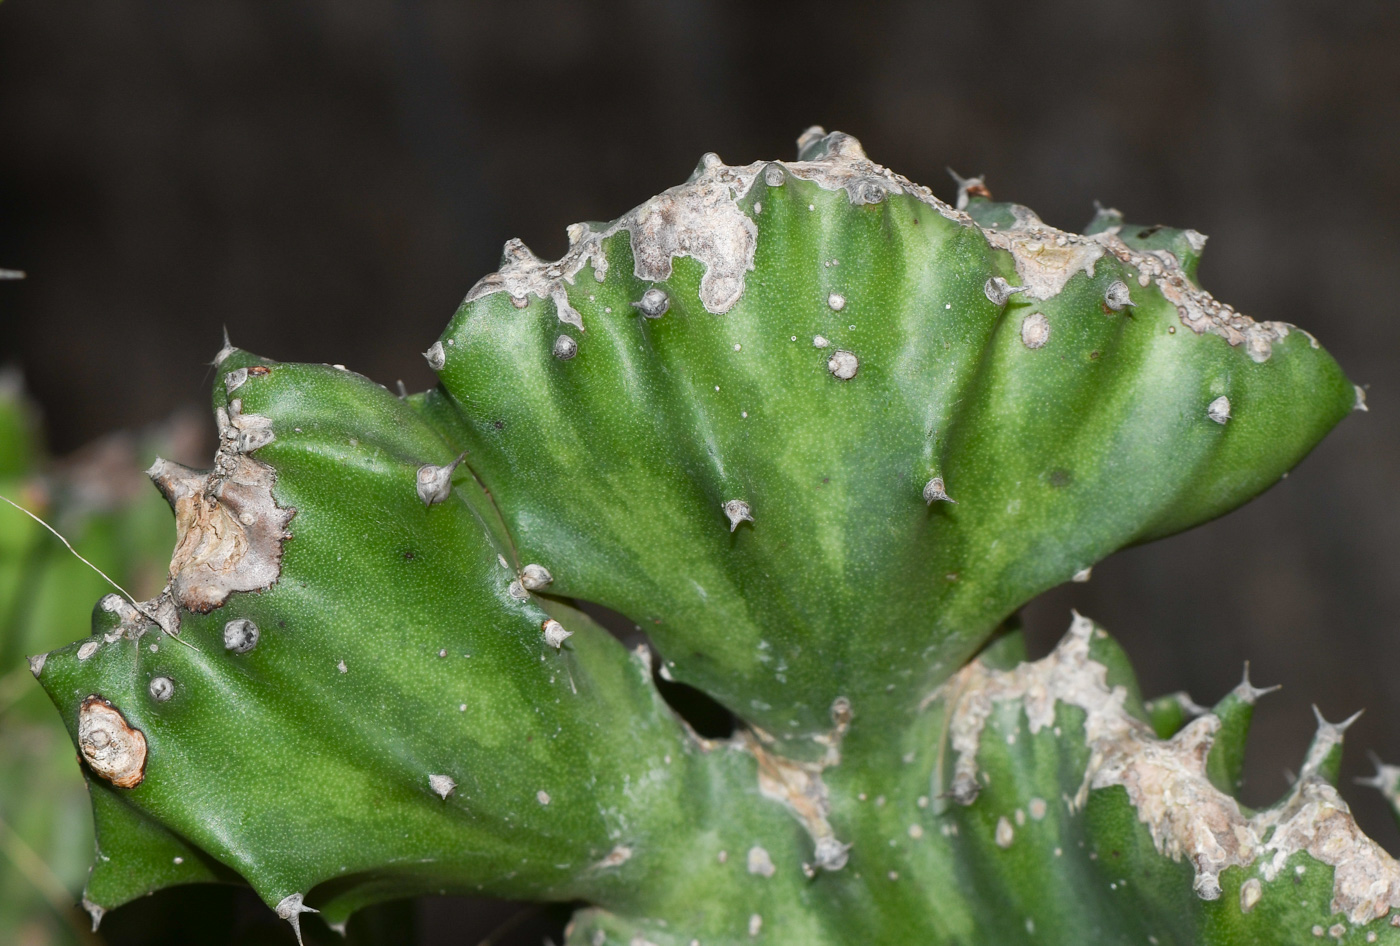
xmin=24 ymin=127 xmax=1387 ymax=944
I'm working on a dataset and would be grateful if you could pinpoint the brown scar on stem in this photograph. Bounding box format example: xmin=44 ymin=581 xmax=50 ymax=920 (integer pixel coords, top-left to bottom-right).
xmin=78 ymin=695 xmax=147 ymax=789
xmin=147 ymin=402 xmax=294 ymax=615
xmin=741 ymin=696 xmax=852 ymax=872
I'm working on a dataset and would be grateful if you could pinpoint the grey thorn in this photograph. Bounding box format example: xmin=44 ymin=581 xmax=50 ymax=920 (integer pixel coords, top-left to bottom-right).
xmin=507 ymin=579 xmax=529 ymax=600
xmin=1354 ymin=385 xmax=1368 ymax=412
xmin=552 ymin=335 xmax=578 ymax=360
xmin=1177 ymin=692 xmax=1211 ymax=718
xmin=984 ymin=277 xmax=1026 ymax=307
xmin=423 ymin=341 xmax=446 ymax=371
xmin=946 ymin=168 xmax=990 ymax=211
xmin=27 ymin=653 xmax=46 ymax=678
xmin=722 ymin=499 xmax=754 ymax=532
xmin=1104 ymin=280 xmax=1136 ymax=312
xmin=521 ymin=563 xmax=553 ymax=591
xmin=812 ymin=836 xmax=851 ymax=872
xmin=275 ymin=893 xmax=319 ymax=946
xmin=416 ymin=453 xmax=466 ymax=507
xmin=214 ymin=327 xmax=235 ymax=367
xmin=1207 ymin=395 xmax=1231 ymax=425
xmin=633 ymin=287 xmax=669 ymax=319
xmin=542 ymin=619 xmax=572 ymax=650
xmin=1356 ymin=752 xmax=1400 ymax=797
xmin=149 ymin=676 xmax=174 ymax=702
xmin=396 ymin=379 xmax=409 ymax=398
xmin=1302 ymin=705 xmax=1363 ymax=779
xmin=922 ymin=477 xmax=955 ymax=505
xmin=223 ymin=618 xmax=260 ymax=654
xmin=1071 ymin=566 xmax=1092 ymax=583
xmin=1313 ymin=704 xmax=1364 ymax=738
xmin=0 ymin=268 xmax=27 ymax=280
xmin=428 ymin=773 xmax=456 ymax=799
xmin=763 ymin=163 xmax=785 ymax=187
xmin=1233 ymin=662 xmax=1281 ymax=704
xmin=82 ymin=897 xmax=105 ymax=932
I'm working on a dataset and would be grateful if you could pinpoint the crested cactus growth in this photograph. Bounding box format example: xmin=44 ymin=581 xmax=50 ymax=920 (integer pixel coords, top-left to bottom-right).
xmin=22 ymin=128 xmax=1385 ymax=943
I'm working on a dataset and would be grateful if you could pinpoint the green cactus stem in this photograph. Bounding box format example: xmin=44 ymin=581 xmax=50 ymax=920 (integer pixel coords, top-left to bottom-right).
xmin=30 ymin=128 xmax=1380 ymax=944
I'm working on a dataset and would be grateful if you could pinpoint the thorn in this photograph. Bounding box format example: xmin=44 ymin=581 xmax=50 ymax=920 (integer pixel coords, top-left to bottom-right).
xmin=423 ymin=341 xmax=446 ymax=371
xmin=146 ymin=457 xmax=205 ymax=507
xmin=552 ymin=334 xmax=578 ymax=360
xmin=1091 ymin=201 xmax=1124 ymax=229
xmin=521 ymin=564 xmax=553 ymax=591
xmin=275 ymin=893 xmax=318 ymax=946
xmin=632 ymin=288 xmax=669 ymax=319
xmin=812 ymin=836 xmax=851 ymax=871
xmin=542 ymin=619 xmax=572 ymax=650
xmin=416 ymin=453 xmax=466 ymax=506
xmin=1071 ymin=566 xmax=1092 ymax=583
xmin=946 ymin=168 xmax=991 ymax=210
xmin=922 ymin=477 xmax=955 ymax=505
xmin=1104 ymin=280 xmax=1136 ymax=312
xmin=396 ymin=379 xmax=408 ymax=398
xmin=1207 ymin=395 xmax=1232 ymax=425
xmin=428 ymin=774 xmax=456 ymax=799
xmin=722 ymin=499 xmax=753 ymax=532
xmin=1354 ymin=385 xmax=1368 ymax=412
xmin=214 ymin=326 xmax=235 ymax=367
xmin=1355 ymin=752 xmax=1400 ymax=795
xmin=1313 ymin=704 xmax=1364 ymax=736
xmin=0 ymin=268 xmax=27 ymax=279
xmin=983 ymin=276 xmax=1026 ymax=307
xmin=1233 ymin=662 xmax=1280 ymax=704
xmin=1177 ymin=693 xmax=1211 ymax=717
xmin=82 ymin=897 xmax=104 ymax=932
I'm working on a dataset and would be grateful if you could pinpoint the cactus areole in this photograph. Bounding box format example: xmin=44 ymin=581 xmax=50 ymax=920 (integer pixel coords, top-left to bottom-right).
xmin=34 ymin=128 xmax=1381 ymax=944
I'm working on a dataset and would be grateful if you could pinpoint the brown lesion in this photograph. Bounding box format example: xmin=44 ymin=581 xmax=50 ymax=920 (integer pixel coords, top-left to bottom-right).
xmin=78 ymin=695 xmax=147 ymax=789
xmin=147 ymin=451 xmax=294 ymax=614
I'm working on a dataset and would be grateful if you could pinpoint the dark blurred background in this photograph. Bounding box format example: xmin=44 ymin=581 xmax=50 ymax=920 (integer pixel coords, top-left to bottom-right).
xmin=1 ymin=0 xmax=1397 ymax=942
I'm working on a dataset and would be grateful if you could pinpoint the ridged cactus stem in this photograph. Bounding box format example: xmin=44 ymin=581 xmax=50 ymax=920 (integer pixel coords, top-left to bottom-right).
xmin=24 ymin=128 xmax=1385 ymax=944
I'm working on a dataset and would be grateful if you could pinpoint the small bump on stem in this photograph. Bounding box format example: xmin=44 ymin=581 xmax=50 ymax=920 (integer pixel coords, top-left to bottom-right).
xmin=723 ymin=500 xmax=754 ymax=532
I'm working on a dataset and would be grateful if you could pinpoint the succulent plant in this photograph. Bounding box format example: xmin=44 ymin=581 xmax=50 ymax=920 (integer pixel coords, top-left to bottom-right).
xmin=25 ymin=127 xmax=1390 ymax=944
